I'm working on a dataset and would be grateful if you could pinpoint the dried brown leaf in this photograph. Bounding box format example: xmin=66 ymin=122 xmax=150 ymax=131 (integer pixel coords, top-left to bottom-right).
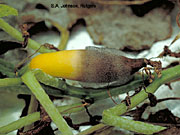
xmin=3 ymin=0 xmax=173 ymax=51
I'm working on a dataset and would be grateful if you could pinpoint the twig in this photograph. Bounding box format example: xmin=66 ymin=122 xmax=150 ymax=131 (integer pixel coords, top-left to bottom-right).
xmin=0 ymin=18 xmax=53 ymax=53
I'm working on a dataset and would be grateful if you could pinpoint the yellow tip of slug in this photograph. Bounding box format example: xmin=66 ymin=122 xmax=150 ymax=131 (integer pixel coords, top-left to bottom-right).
xmin=30 ymin=50 xmax=84 ymax=80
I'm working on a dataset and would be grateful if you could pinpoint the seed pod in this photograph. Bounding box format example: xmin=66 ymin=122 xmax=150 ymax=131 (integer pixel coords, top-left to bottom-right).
xmin=30 ymin=47 xmax=146 ymax=86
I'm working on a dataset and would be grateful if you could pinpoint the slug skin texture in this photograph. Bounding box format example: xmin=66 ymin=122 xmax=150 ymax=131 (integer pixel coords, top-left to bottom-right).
xmin=80 ymin=49 xmax=146 ymax=85
xmin=30 ymin=48 xmax=146 ymax=85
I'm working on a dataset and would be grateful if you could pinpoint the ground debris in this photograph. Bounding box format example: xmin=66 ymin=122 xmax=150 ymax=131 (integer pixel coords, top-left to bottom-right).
xmin=2 ymin=0 xmax=174 ymax=51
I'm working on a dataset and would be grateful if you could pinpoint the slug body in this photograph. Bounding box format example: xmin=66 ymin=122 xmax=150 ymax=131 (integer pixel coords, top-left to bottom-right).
xmin=30 ymin=47 xmax=146 ymax=86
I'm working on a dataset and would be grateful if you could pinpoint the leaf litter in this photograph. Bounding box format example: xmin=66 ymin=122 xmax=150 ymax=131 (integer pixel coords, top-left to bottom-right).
xmin=1 ymin=0 xmax=180 ymax=134
xmin=2 ymin=0 xmax=174 ymax=51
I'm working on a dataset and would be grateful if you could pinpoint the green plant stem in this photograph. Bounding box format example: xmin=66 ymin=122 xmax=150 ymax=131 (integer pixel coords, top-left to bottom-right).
xmin=0 ymin=18 xmax=53 ymax=53
xmin=103 ymin=114 xmax=166 ymax=134
xmin=23 ymin=95 xmax=38 ymax=131
xmin=102 ymin=65 xmax=180 ymax=134
xmin=0 ymin=58 xmax=14 ymax=70
xmin=0 ymin=4 xmax=18 ymax=17
xmin=33 ymin=69 xmax=144 ymax=101
xmin=0 ymin=112 xmax=40 ymax=134
xmin=0 ymin=58 xmax=16 ymax=77
xmin=59 ymin=29 xmax=69 ymax=50
xmin=0 ymin=76 xmax=142 ymax=100
xmin=27 ymin=95 xmax=38 ymax=115
xmin=79 ymin=65 xmax=180 ymax=135
xmin=0 ymin=64 xmax=15 ymax=77
xmin=1 ymin=65 xmax=180 ymax=102
xmin=0 ymin=65 xmax=180 ymax=134
xmin=21 ymin=71 xmax=73 ymax=135
xmin=49 ymin=20 xmax=69 ymax=50
xmin=0 ymin=103 xmax=84 ymax=134
xmin=0 ymin=78 xmax=21 ymax=87
xmin=104 ymin=65 xmax=180 ymax=116
xmin=78 ymin=123 xmax=110 ymax=135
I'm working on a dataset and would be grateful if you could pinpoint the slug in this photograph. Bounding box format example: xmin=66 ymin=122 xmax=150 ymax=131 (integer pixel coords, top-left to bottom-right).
xmin=30 ymin=47 xmax=146 ymax=87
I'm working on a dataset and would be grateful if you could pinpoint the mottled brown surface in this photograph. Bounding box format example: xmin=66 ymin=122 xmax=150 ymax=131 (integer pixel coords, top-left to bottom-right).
xmin=78 ymin=47 xmax=145 ymax=84
xmin=3 ymin=0 xmax=173 ymax=51
xmin=85 ymin=6 xmax=172 ymax=51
